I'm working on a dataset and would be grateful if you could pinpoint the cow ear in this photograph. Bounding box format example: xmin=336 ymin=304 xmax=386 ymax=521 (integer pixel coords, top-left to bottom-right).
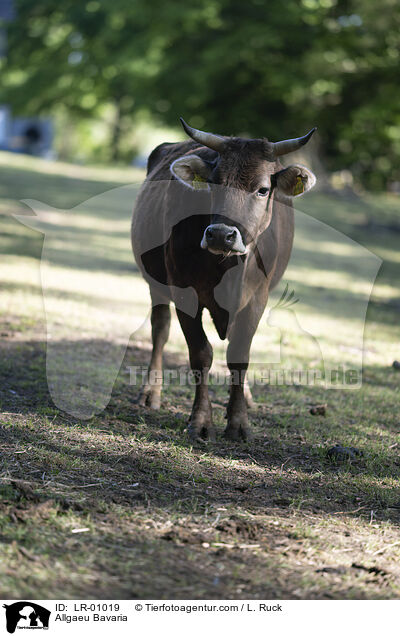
xmin=170 ymin=154 xmax=211 ymax=190
xmin=273 ymin=165 xmax=316 ymax=197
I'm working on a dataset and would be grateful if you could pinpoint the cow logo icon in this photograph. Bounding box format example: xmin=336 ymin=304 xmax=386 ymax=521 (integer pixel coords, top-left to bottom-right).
xmin=3 ymin=602 xmax=50 ymax=634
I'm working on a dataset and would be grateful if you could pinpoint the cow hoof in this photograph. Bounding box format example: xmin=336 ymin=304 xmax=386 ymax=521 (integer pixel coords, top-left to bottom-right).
xmin=187 ymin=422 xmax=216 ymax=443
xmin=137 ymin=386 xmax=161 ymax=410
xmin=223 ymin=425 xmax=254 ymax=442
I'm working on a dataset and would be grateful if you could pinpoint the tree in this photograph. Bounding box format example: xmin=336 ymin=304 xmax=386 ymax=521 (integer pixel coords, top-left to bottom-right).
xmin=1 ymin=0 xmax=400 ymax=186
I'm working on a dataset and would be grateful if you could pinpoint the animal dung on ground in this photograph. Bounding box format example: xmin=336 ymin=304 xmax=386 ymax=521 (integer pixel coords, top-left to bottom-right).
xmin=310 ymin=404 xmax=327 ymax=416
xmin=215 ymin=516 xmax=262 ymax=541
xmin=327 ymin=445 xmax=363 ymax=462
xmin=161 ymin=527 xmax=208 ymax=545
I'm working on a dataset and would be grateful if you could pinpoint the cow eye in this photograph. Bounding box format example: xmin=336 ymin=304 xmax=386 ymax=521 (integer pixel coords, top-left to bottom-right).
xmin=257 ymin=187 xmax=269 ymax=197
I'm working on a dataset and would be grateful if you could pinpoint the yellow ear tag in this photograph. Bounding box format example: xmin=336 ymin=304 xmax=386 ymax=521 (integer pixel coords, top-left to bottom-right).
xmin=192 ymin=174 xmax=207 ymax=190
xmin=293 ymin=176 xmax=305 ymax=196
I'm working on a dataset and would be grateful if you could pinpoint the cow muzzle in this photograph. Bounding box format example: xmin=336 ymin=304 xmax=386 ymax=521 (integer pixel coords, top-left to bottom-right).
xmin=200 ymin=223 xmax=247 ymax=255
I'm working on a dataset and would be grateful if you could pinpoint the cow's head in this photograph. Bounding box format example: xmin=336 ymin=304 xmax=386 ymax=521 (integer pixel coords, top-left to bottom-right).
xmin=170 ymin=118 xmax=316 ymax=255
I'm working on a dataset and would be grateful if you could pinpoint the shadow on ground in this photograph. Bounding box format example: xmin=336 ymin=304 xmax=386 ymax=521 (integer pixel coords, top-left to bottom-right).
xmin=1 ymin=335 xmax=399 ymax=520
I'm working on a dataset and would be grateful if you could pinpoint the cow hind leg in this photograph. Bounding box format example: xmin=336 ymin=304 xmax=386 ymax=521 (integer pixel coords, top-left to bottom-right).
xmin=243 ymin=379 xmax=255 ymax=409
xmin=138 ymin=302 xmax=171 ymax=409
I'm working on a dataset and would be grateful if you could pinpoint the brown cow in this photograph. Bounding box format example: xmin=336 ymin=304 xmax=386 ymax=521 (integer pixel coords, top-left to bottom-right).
xmin=131 ymin=118 xmax=316 ymax=441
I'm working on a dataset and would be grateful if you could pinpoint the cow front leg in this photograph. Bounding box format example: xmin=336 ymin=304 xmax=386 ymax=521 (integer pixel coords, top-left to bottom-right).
xmin=224 ymin=295 xmax=267 ymax=441
xmin=176 ymin=308 xmax=215 ymax=442
xmin=139 ymin=303 xmax=171 ymax=409
xmin=225 ymin=363 xmax=253 ymax=441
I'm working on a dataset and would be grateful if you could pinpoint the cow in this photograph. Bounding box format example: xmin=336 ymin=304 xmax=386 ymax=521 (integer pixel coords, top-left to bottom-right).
xmin=131 ymin=118 xmax=316 ymax=441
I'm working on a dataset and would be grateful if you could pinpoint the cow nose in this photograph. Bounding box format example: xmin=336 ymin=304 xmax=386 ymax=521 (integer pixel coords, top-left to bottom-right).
xmin=225 ymin=229 xmax=237 ymax=244
xmin=201 ymin=223 xmax=246 ymax=254
xmin=206 ymin=227 xmax=214 ymax=239
xmin=204 ymin=224 xmax=239 ymax=246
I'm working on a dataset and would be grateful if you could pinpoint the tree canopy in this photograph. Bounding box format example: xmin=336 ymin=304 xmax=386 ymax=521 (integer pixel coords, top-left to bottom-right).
xmin=1 ymin=0 xmax=400 ymax=187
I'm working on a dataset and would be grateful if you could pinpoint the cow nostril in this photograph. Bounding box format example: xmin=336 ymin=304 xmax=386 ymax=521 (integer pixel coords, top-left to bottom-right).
xmin=226 ymin=230 xmax=237 ymax=242
xmin=206 ymin=227 xmax=213 ymax=239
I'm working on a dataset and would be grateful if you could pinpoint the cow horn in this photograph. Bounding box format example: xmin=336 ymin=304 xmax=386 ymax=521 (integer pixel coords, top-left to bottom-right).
xmin=180 ymin=117 xmax=225 ymax=152
xmin=273 ymin=127 xmax=317 ymax=157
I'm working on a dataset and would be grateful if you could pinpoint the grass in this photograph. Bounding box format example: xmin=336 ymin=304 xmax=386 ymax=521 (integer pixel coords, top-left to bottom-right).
xmin=0 ymin=150 xmax=400 ymax=599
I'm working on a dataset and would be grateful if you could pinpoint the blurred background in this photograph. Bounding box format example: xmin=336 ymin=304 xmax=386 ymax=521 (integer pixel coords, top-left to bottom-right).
xmin=1 ymin=0 xmax=399 ymax=190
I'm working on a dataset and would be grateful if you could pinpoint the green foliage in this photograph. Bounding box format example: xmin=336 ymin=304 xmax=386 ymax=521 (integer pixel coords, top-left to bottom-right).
xmin=146 ymin=0 xmax=400 ymax=188
xmin=1 ymin=0 xmax=399 ymax=185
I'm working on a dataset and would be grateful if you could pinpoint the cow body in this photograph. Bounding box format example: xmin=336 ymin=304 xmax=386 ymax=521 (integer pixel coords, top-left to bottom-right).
xmin=132 ymin=120 xmax=316 ymax=441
